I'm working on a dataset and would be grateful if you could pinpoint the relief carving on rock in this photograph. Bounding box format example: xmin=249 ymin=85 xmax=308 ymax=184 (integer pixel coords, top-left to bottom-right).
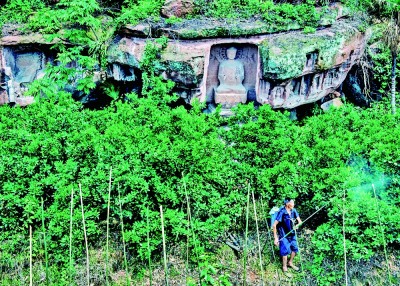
xmin=206 ymin=44 xmax=258 ymax=109
xmin=270 ymin=86 xmax=285 ymax=106
xmin=256 ymin=45 xmax=362 ymax=109
xmin=1 ymin=47 xmax=48 ymax=105
xmin=0 ymin=18 xmax=366 ymax=109
xmin=214 ymin=47 xmax=247 ymax=108
xmin=304 ymin=51 xmax=318 ymax=72
xmin=257 ymin=79 xmax=271 ymax=104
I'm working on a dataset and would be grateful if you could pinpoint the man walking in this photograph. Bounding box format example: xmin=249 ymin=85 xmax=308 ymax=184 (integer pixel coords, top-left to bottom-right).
xmin=273 ymin=198 xmax=302 ymax=276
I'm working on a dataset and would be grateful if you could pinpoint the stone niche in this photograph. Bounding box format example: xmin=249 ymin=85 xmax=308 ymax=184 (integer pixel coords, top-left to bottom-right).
xmin=1 ymin=46 xmax=53 ymax=105
xmin=205 ymin=44 xmax=258 ymax=111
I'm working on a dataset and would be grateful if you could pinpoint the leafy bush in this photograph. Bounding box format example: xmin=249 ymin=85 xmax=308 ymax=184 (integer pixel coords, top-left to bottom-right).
xmin=1 ymin=0 xmax=400 ymax=283
xmin=1 ymin=85 xmax=400 ymax=280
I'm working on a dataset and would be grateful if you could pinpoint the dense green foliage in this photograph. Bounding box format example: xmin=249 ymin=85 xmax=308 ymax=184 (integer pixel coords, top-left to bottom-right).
xmin=1 ymin=85 xmax=400 ymax=284
xmin=0 ymin=0 xmax=362 ymax=33
xmin=1 ymin=0 xmax=400 ymax=284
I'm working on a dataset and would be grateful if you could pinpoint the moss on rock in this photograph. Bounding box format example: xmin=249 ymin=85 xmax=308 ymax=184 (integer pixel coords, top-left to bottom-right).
xmin=107 ymin=41 xmax=139 ymax=68
xmin=259 ymin=19 xmax=363 ymax=80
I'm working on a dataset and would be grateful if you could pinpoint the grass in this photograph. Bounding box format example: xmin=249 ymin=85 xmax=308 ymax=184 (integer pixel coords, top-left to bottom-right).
xmin=372 ymin=184 xmax=392 ymax=285
xmin=0 ymin=225 xmax=398 ymax=285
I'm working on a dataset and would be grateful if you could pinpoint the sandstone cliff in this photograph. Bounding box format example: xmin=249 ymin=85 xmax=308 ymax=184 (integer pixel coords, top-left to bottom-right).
xmin=0 ymin=5 xmax=367 ymax=112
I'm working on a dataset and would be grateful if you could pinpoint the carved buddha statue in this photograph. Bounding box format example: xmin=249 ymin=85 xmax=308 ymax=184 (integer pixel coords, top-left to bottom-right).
xmin=215 ymin=47 xmax=247 ymax=108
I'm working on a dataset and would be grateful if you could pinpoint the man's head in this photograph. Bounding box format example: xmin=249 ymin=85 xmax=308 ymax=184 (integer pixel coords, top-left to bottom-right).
xmin=284 ymin=198 xmax=295 ymax=209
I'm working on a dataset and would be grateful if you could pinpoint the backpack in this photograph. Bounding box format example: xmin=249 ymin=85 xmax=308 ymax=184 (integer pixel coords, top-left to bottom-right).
xmin=269 ymin=206 xmax=283 ymax=227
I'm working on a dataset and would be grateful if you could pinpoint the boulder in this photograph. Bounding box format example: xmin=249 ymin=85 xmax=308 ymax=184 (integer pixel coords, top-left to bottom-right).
xmin=161 ymin=0 xmax=194 ymax=18
xmin=321 ymin=97 xmax=344 ymax=111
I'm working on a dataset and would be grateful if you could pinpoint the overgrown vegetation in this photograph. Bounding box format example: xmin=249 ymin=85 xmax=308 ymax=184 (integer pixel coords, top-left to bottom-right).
xmin=0 ymin=0 xmax=367 ymax=34
xmin=1 ymin=85 xmax=400 ymax=284
xmin=1 ymin=0 xmax=400 ymax=285
xmin=1 ymin=40 xmax=400 ymax=283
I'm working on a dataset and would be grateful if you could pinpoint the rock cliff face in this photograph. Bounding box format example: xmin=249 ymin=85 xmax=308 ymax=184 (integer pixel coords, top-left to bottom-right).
xmin=0 ymin=12 xmax=367 ymax=112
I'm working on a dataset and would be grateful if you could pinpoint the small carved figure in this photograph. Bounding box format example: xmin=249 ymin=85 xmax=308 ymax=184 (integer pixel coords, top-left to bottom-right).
xmin=305 ymin=52 xmax=318 ymax=70
xmin=312 ymin=74 xmax=321 ymax=91
xmin=276 ymin=87 xmax=284 ymax=97
xmin=324 ymin=71 xmax=334 ymax=87
xmin=258 ymin=79 xmax=271 ymax=103
xmin=292 ymin=80 xmax=300 ymax=96
xmin=271 ymin=86 xmax=285 ymax=106
xmin=307 ymin=57 xmax=313 ymax=68
xmin=300 ymin=81 xmax=308 ymax=97
xmin=7 ymin=80 xmax=15 ymax=102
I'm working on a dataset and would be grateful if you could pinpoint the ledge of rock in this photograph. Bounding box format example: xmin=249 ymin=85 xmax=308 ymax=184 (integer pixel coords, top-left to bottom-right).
xmin=123 ymin=3 xmax=349 ymax=40
xmin=1 ymin=11 xmax=367 ymax=112
xmin=110 ymin=18 xmax=367 ymax=111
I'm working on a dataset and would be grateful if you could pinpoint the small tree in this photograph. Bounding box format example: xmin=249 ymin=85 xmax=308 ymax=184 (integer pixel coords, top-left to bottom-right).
xmin=374 ymin=0 xmax=400 ymax=114
xmin=382 ymin=11 xmax=400 ymax=114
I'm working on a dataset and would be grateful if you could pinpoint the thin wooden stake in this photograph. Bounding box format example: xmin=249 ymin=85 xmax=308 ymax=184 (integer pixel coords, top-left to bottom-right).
xmin=260 ymin=197 xmax=276 ymax=262
xmin=79 ymin=183 xmax=90 ymax=286
xmin=69 ymin=188 xmax=75 ymax=283
xmin=41 ymin=198 xmax=49 ymax=285
xmin=182 ymin=173 xmax=202 ymax=285
xmin=106 ymin=167 xmax=112 ymax=286
xmin=260 ymin=197 xmax=281 ymax=285
xmin=146 ymin=204 xmax=153 ymax=285
xmin=29 ymin=225 xmax=33 ymax=286
xmin=160 ymin=206 xmax=169 ymax=286
xmin=117 ymin=184 xmax=130 ymax=286
xmin=343 ymin=189 xmax=348 ymax=286
xmin=243 ymin=183 xmax=250 ymax=286
xmin=252 ymin=190 xmax=264 ymax=286
xmin=372 ymin=184 xmax=392 ymax=285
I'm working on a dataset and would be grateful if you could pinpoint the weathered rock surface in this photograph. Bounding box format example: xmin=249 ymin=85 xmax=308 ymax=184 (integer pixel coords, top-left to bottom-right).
xmin=161 ymin=0 xmax=194 ymax=18
xmin=0 ymin=45 xmax=50 ymax=106
xmin=0 ymin=14 xmax=367 ymax=111
xmin=109 ymin=18 xmax=366 ymax=111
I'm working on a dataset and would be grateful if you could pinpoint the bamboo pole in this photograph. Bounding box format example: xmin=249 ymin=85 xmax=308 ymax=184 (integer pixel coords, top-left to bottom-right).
xmin=146 ymin=204 xmax=153 ymax=285
xmin=251 ymin=190 xmax=264 ymax=286
xmin=69 ymin=188 xmax=75 ymax=284
xmin=182 ymin=173 xmax=202 ymax=284
xmin=260 ymin=197 xmax=281 ymax=285
xmin=29 ymin=225 xmax=33 ymax=286
xmin=105 ymin=168 xmax=112 ymax=286
xmin=372 ymin=184 xmax=392 ymax=285
xmin=260 ymin=197 xmax=276 ymax=262
xmin=160 ymin=206 xmax=169 ymax=286
xmin=117 ymin=184 xmax=130 ymax=286
xmin=342 ymin=189 xmax=348 ymax=286
xmin=79 ymin=183 xmax=90 ymax=286
xmin=243 ymin=183 xmax=250 ymax=286
xmin=41 ymin=198 xmax=49 ymax=285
